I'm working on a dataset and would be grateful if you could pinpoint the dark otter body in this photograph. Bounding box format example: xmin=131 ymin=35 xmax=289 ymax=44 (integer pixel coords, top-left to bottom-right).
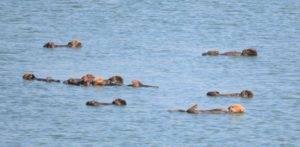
xmin=63 ymin=78 xmax=83 ymax=86
xmin=169 ymin=104 xmax=229 ymax=114
xmin=127 ymin=84 xmax=159 ymax=88
xmin=202 ymin=50 xmax=219 ymax=56
xmin=221 ymin=51 xmax=242 ymax=56
xmin=36 ymin=77 xmax=60 ymax=83
xmin=127 ymin=80 xmax=159 ymax=88
xmin=207 ymin=90 xmax=254 ymax=98
xmin=86 ymin=98 xmax=127 ymax=106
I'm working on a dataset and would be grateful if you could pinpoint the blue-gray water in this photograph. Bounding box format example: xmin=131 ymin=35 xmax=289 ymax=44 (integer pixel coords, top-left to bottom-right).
xmin=1 ymin=0 xmax=300 ymax=146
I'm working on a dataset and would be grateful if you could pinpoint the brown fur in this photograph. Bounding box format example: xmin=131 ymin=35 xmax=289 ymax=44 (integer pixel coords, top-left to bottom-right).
xmin=241 ymin=48 xmax=257 ymax=56
xmin=23 ymin=73 xmax=36 ymax=80
xmin=202 ymin=50 xmax=219 ymax=56
xmin=67 ymin=40 xmax=82 ymax=48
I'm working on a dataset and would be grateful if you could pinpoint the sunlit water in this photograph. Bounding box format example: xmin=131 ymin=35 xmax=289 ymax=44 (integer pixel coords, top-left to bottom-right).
xmin=0 ymin=0 xmax=300 ymax=146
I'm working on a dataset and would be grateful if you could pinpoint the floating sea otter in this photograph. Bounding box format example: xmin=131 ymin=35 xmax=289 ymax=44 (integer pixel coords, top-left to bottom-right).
xmin=202 ymin=48 xmax=257 ymax=56
xmin=127 ymin=80 xmax=159 ymax=88
xmin=86 ymin=98 xmax=127 ymax=106
xmin=168 ymin=104 xmax=245 ymax=114
xmin=23 ymin=73 xmax=60 ymax=83
xmin=63 ymin=78 xmax=83 ymax=86
xmin=23 ymin=73 xmax=36 ymax=80
xmin=207 ymin=90 xmax=254 ymax=98
xmin=106 ymin=75 xmax=124 ymax=86
xmin=43 ymin=40 xmax=82 ymax=48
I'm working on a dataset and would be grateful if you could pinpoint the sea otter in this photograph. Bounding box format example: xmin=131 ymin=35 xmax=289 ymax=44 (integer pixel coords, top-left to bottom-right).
xmin=63 ymin=78 xmax=83 ymax=86
xmin=23 ymin=73 xmax=36 ymax=80
xmin=127 ymin=80 xmax=159 ymax=88
xmin=168 ymin=104 xmax=245 ymax=114
xmin=23 ymin=73 xmax=60 ymax=83
xmin=241 ymin=48 xmax=257 ymax=56
xmin=43 ymin=40 xmax=82 ymax=48
xmin=202 ymin=50 xmax=219 ymax=56
xmin=36 ymin=77 xmax=60 ymax=83
xmin=206 ymin=90 xmax=254 ymax=98
xmin=202 ymin=48 xmax=257 ymax=56
xmin=86 ymin=98 xmax=127 ymax=106
xmin=106 ymin=75 xmax=124 ymax=86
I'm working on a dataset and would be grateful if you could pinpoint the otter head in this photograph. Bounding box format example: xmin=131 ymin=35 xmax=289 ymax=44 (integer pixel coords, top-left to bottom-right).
xmin=23 ymin=73 xmax=36 ymax=80
xmin=86 ymin=100 xmax=100 ymax=106
xmin=187 ymin=104 xmax=199 ymax=113
xmin=108 ymin=75 xmax=124 ymax=85
xmin=207 ymin=91 xmax=220 ymax=96
xmin=67 ymin=40 xmax=82 ymax=48
xmin=92 ymin=77 xmax=107 ymax=85
xmin=241 ymin=48 xmax=257 ymax=56
xmin=43 ymin=41 xmax=56 ymax=48
xmin=228 ymin=104 xmax=245 ymax=113
xmin=112 ymin=98 xmax=127 ymax=106
xmin=240 ymin=90 xmax=254 ymax=98
xmin=132 ymin=80 xmax=143 ymax=87
xmin=81 ymin=74 xmax=95 ymax=85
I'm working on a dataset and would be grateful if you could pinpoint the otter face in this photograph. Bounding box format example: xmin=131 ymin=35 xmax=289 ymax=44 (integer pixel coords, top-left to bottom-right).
xmin=240 ymin=90 xmax=254 ymax=98
xmin=112 ymin=98 xmax=127 ymax=106
xmin=241 ymin=48 xmax=257 ymax=56
xmin=23 ymin=73 xmax=36 ymax=80
xmin=228 ymin=104 xmax=245 ymax=113
xmin=187 ymin=104 xmax=199 ymax=113
xmin=207 ymin=91 xmax=220 ymax=96
xmin=43 ymin=42 xmax=56 ymax=48
xmin=68 ymin=40 xmax=82 ymax=48
xmin=86 ymin=100 xmax=101 ymax=106
xmin=81 ymin=74 xmax=95 ymax=85
xmin=108 ymin=76 xmax=124 ymax=85
xmin=132 ymin=80 xmax=142 ymax=87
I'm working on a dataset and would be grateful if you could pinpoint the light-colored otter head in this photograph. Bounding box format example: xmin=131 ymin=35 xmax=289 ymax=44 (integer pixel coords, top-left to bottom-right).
xmin=240 ymin=90 xmax=254 ymax=98
xmin=112 ymin=98 xmax=127 ymax=106
xmin=108 ymin=75 xmax=124 ymax=85
xmin=132 ymin=80 xmax=143 ymax=87
xmin=228 ymin=104 xmax=245 ymax=113
xmin=68 ymin=40 xmax=82 ymax=48
xmin=81 ymin=74 xmax=95 ymax=83
xmin=241 ymin=48 xmax=257 ymax=56
xmin=43 ymin=41 xmax=56 ymax=48
xmin=207 ymin=91 xmax=220 ymax=96
xmin=92 ymin=77 xmax=107 ymax=85
xmin=23 ymin=73 xmax=36 ymax=80
xmin=187 ymin=104 xmax=199 ymax=113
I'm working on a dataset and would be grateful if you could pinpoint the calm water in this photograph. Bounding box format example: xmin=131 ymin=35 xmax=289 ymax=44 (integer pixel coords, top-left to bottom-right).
xmin=1 ymin=0 xmax=300 ymax=146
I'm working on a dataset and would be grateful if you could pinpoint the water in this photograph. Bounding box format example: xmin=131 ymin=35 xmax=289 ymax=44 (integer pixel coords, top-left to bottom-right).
xmin=1 ymin=0 xmax=300 ymax=146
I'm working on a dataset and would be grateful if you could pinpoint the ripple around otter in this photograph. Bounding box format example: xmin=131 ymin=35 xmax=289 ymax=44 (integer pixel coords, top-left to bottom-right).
xmin=1 ymin=0 xmax=300 ymax=146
